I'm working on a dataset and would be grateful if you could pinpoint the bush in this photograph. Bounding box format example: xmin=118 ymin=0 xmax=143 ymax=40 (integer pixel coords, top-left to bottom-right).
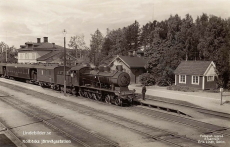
xmin=227 ymin=80 xmax=230 ymax=90
xmin=139 ymin=73 xmax=155 ymax=86
xmin=157 ymin=76 xmax=173 ymax=86
xmin=167 ymin=85 xmax=198 ymax=92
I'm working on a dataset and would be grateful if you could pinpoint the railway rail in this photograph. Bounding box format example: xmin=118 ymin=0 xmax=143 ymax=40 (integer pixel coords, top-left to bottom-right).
xmin=0 ymin=94 xmax=118 ymax=147
xmin=0 ymin=81 xmax=221 ymax=147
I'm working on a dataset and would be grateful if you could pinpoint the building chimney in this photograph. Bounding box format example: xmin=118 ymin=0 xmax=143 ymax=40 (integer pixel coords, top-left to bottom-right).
xmin=37 ymin=38 xmax=41 ymax=43
xmin=43 ymin=37 xmax=48 ymax=43
xmin=52 ymin=43 xmax=55 ymax=48
xmin=20 ymin=45 xmax=26 ymax=48
xmin=27 ymin=42 xmax=33 ymax=48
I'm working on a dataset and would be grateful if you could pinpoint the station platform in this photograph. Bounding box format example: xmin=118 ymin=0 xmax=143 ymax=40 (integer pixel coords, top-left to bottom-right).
xmin=129 ymin=85 xmax=230 ymax=114
xmin=137 ymin=98 xmax=203 ymax=118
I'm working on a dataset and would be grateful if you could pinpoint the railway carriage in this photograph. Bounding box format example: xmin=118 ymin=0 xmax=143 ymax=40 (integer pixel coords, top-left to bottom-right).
xmin=5 ymin=63 xmax=37 ymax=82
xmin=54 ymin=66 xmax=72 ymax=92
xmin=36 ymin=64 xmax=58 ymax=87
xmin=36 ymin=65 xmax=72 ymax=91
xmin=0 ymin=63 xmax=6 ymax=77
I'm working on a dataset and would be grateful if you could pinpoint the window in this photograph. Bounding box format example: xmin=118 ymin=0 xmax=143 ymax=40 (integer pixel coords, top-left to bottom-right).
xmin=58 ymin=71 xmax=63 ymax=75
xmin=207 ymin=76 xmax=214 ymax=82
xmin=25 ymin=53 xmax=29 ymax=59
xmin=32 ymin=53 xmax=35 ymax=59
xmin=192 ymin=76 xmax=199 ymax=84
xmin=179 ymin=75 xmax=186 ymax=83
xmin=41 ymin=70 xmax=43 ymax=75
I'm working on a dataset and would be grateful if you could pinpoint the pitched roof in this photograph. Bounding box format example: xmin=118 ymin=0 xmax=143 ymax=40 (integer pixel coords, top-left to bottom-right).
xmin=174 ymin=61 xmax=213 ymax=75
xmin=37 ymin=51 xmax=61 ymax=61
xmin=111 ymin=55 xmax=148 ymax=68
xmin=18 ymin=42 xmax=69 ymax=51
xmin=37 ymin=50 xmax=77 ymax=61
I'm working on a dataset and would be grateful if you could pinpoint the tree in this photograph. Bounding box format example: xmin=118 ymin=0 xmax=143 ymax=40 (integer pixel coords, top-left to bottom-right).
xmin=90 ymin=29 xmax=104 ymax=66
xmin=124 ymin=20 xmax=141 ymax=51
xmin=0 ymin=42 xmax=17 ymax=63
xmin=68 ymin=34 xmax=88 ymax=58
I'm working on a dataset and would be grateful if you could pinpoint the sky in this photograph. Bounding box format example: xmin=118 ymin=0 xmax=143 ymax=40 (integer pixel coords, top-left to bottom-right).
xmin=0 ymin=0 xmax=230 ymax=48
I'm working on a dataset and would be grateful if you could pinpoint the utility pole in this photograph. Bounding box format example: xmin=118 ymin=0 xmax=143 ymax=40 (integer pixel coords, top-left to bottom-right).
xmin=6 ymin=45 xmax=7 ymax=62
xmin=63 ymin=29 xmax=67 ymax=96
xmin=5 ymin=32 xmax=8 ymax=63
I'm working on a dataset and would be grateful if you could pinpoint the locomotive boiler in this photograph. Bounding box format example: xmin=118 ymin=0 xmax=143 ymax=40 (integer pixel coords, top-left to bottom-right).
xmin=81 ymin=65 xmax=130 ymax=88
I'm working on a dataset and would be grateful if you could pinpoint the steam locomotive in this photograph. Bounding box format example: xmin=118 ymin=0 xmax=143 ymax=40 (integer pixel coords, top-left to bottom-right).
xmin=0 ymin=63 xmax=136 ymax=106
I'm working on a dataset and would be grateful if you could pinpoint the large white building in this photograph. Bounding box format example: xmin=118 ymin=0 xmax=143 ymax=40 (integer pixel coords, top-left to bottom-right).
xmin=18 ymin=37 xmax=76 ymax=65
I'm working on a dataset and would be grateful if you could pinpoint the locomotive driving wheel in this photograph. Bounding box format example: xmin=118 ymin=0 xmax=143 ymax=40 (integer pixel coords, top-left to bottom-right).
xmin=84 ymin=91 xmax=88 ymax=98
xmin=79 ymin=90 xmax=84 ymax=97
xmin=51 ymin=85 xmax=55 ymax=90
xmin=95 ymin=93 xmax=102 ymax=101
xmin=115 ymin=97 xmax=122 ymax=106
xmin=71 ymin=88 xmax=76 ymax=95
xmin=92 ymin=93 xmax=97 ymax=100
xmin=87 ymin=92 xmax=93 ymax=99
xmin=105 ymin=95 xmax=111 ymax=104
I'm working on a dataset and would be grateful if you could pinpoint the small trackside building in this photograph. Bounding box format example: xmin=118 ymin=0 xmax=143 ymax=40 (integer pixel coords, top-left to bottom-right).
xmin=174 ymin=61 xmax=218 ymax=90
xmin=109 ymin=55 xmax=148 ymax=84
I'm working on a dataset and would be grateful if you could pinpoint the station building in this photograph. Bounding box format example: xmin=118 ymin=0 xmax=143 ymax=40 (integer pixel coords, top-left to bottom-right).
xmin=17 ymin=37 xmax=77 ymax=66
xmin=174 ymin=61 xmax=218 ymax=90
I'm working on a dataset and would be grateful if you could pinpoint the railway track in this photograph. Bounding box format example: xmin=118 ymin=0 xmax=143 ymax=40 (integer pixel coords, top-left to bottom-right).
xmin=0 ymin=81 xmax=219 ymax=147
xmin=127 ymin=107 xmax=230 ymax=135
xmin=77 ymin=94 xmax=230 ymax=136
xmin=0 ymin=95 xmax=118 ymax=147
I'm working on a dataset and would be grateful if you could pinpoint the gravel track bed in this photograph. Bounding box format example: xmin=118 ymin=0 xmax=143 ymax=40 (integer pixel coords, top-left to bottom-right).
xmin=0 ymin=95 xmax=118 ymax=147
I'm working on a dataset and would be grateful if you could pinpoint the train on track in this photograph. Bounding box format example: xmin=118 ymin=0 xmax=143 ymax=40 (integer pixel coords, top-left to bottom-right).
xmin=0 ymin=63 xmax=136 ymax=106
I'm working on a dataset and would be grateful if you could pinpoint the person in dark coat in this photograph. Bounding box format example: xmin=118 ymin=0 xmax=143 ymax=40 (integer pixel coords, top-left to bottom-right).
xmin=142 ymin=85 xmax=147 ymax=100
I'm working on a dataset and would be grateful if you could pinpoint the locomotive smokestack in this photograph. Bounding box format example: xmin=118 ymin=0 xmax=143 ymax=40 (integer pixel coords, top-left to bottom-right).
xmin=116 ymin=65 xmax=123 ymax=71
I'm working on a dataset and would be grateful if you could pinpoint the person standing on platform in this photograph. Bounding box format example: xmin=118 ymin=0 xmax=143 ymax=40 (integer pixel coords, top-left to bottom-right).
xmin=142 ymin=85 xmax=146 ymax=100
